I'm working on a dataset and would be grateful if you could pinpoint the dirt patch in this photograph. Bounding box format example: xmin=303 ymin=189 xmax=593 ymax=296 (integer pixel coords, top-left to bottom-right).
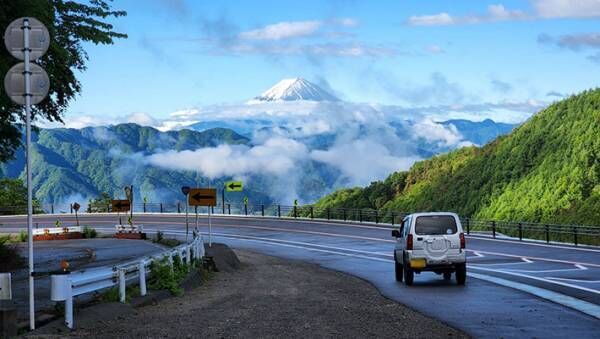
xmin=28 ymin=247 xmax=467 ymax=338
xmin=205 ymin=243 xmax=241 ymax=272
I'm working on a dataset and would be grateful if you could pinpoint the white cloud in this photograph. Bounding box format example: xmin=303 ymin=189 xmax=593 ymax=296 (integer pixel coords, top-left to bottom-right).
xmin=532 ymin=0 xmax=600 ymax=18
xmin=146 ymin=137 xmax=308 ymax=179
xmin=126 ymin=112 xmax=159 ymax=126
xmin=408 ymin=13 xmax=455 ymax=26
xmin=240 ymin=21 xmax=322 ymax=41
xmin=425 ymin=45 xmax=445 ymax=54
xmin=407 ymin=5 xmax=527 ymax=26
xmin=411 ymin=118 xmax=465 ymax=147
xmin=310 ymin=139 xmax=421 ymax=185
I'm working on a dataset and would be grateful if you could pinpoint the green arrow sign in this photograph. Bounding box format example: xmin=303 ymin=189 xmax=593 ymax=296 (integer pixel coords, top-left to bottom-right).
xmin=244 ymin=197 xmax=249 ymax=205
xmin=225 ymin=181 xmax=243 ymax=192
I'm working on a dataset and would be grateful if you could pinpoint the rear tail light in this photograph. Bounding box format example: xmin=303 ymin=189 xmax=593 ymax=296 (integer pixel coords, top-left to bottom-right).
xmin=460 ymin=232 xmax=465 ymax=249
xmin=407 ymin=234 xmax=413 ymax=250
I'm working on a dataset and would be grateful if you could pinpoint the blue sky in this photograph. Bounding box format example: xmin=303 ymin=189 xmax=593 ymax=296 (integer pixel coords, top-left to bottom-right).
xmin=60 ymin=0 xmax=600 ymax=126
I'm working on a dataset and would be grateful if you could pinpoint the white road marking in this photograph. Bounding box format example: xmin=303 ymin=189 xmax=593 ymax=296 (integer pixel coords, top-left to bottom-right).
xmin=468 ymin=272 xmax=600 ymax=320
xmin=472 ymin=251 xmax=484 ymax=257
xmin=546 ymin=277 xmax=600 ymax=284
xmin=506 ymin=268 xmax=589 ymax=274
xmin=576 ymin=264 xmax=588 ymax=270
xmin=522 ymin=257 xmax=533 ymax=263
xmin=471 ymin=261 xmax=533 ymax=267
xmin=469 ymin=265 xmax=600 ymax=295
xmin=466 ymin=234 xmax=600 ymax=253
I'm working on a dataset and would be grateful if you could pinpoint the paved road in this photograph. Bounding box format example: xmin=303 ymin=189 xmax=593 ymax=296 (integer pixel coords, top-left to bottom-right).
xmin=1 ymin=213 xmax=599 ymax=338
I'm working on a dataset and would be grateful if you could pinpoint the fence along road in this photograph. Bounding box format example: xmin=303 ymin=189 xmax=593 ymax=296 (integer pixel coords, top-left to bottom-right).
xmin=1 ymin=212 xmax=599 ymax=338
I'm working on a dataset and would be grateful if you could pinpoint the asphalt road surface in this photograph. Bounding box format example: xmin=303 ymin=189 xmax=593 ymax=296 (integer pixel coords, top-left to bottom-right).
xmin=1 ymin=213 xmax=599 ymax=338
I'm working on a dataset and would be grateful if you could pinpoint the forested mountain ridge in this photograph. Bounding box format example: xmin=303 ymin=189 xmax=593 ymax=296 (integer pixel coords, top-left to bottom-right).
xmin=0 ymin=124 xmax=253 ymax=205
xmin=312 ymin=89 xmax=600 ymax=225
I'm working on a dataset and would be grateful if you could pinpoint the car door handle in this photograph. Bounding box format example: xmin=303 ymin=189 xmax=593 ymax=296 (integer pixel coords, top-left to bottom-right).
xmin=417 ymin=237 xmax=423 ymax=241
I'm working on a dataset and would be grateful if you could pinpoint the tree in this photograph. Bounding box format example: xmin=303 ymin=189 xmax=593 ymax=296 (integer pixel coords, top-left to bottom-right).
xmin=0 ymin=178 xmax=39 ymax=214
xmin=0 ymin=0 xmax=127 ymax=161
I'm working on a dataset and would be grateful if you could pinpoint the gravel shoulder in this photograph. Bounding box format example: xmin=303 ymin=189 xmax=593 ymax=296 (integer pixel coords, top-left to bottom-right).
xmin=30 ymin=248 xmax=468 ymax=338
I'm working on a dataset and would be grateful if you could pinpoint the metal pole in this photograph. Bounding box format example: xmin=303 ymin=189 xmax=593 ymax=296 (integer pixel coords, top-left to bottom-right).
xmin=23 ymin=18 xmax=35 ymax=330
xmin=222 ymin=188 xmax=225 ymax=214
xmin=208 ymin=205 xmax=212 ymax=247
xmin=185 ymin=193 xmax=189 ymax=242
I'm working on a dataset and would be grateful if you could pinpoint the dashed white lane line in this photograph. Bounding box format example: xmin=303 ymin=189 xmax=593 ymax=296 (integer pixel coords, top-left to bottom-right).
xmin=522 ymin=257 xmax=533 ymax=263
xmin=576 ymin=264 xmax=588 ymax=270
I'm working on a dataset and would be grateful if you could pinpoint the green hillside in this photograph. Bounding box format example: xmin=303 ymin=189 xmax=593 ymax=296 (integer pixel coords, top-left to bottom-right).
xmin=0 ymin=124 xmax=258 ymax=204
xmin=312 ymin=89 xmax=600 ymax=225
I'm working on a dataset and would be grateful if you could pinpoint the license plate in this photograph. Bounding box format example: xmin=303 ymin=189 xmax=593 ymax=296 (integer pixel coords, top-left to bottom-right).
xmin=410 ymin=258 xmax=426 ymax=268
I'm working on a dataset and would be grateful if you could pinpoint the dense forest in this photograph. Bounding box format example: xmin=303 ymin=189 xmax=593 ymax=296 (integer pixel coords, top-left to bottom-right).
xmin=313 ymin=89 xmax=600 ymax=226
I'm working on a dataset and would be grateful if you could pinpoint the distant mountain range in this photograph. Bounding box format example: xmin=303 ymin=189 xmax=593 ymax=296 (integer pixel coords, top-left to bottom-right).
xmin=0 ymin=78 xmax=518 ymax=207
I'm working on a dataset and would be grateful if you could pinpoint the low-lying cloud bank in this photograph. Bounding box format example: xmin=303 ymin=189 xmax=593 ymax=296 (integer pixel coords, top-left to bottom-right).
xmin=141 ymin=100 xmax=487 ymax=203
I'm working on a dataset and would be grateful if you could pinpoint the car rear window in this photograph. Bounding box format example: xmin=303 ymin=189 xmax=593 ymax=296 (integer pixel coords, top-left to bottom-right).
xmin=415 ymin=216 xmax=457 ymax=235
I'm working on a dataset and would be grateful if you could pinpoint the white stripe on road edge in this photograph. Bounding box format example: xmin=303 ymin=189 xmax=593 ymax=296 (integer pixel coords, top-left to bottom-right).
xmin=465 ymin=234 xmax=600 ymax=253
xmin=546 ymin=277 xmax=600 ymax=284
xmin=469 ymin=265 xmax=600 ymax=295
xmin=468 ymin=272 xmax=600 ymax=320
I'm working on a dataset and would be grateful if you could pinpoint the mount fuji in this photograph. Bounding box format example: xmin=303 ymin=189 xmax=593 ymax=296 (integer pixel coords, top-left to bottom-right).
xmin=250 ymin=78 xmax=338 ymax=103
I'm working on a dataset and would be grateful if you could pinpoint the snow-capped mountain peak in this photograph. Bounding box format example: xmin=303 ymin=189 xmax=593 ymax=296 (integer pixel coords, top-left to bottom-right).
xmin=252 ymin=78 xmax=338 ymax=102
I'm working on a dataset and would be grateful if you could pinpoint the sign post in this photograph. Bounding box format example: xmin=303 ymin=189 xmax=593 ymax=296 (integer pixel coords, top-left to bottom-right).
xmin=181 ymin=186 xmax=190 ymax=241
xmin=223 ymin=181 xmax=243 ymax=216
xmin=188 ymin=188 xmax=216 ymax=246
xmin=72 ymin=202 xmax=81 ymax=226
xmin=4 ymin=17 xmax=50 ymax=331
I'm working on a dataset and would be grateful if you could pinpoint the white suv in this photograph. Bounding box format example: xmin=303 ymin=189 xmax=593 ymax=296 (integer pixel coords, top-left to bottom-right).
xmin=392 ymin=212 xmax=466 ymax=286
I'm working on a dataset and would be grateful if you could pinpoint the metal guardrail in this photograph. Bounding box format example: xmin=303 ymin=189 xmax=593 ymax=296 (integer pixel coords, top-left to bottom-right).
xmin=50 ymin=235 xmax=204 ymax=329
xmin=2 ymin=202 xmax=600 ymax=246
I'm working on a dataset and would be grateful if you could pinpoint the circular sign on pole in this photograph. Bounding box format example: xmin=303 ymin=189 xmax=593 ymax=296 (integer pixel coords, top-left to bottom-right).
xmin=72 ymin=202 xmax=81 ymax=212
xmin=4 ymin=17 xmax=50 ymax=61
xmin=181 ymin=186 xmax=191 ymax=196
xmin=4 ymin=62 xmax=50 ymax=105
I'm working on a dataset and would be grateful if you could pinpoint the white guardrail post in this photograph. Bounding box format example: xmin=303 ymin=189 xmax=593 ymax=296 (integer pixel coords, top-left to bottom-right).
xmin=49 ymin=236 xmax=203 ymax=329
xmin=50 ymin=273 xmax=73 ymax=329
xmin=0 ymin=273 xmax=11 ymax=300
xmin=139 ymin=261 xmax=147 ymax=296
xmin=118 ymin=268 xmax=126 ymax=303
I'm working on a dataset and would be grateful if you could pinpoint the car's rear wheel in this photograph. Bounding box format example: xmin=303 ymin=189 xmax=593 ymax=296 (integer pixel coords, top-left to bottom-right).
xmin=395 ymin=260 xmax=403 ymax=282
xmin=404 ymin=265 xmax=414 ymax=286
xmin=443 ymin=272 xmax=452 ymax=281
xmin=456 ymin=263 xmax=466 ymax=285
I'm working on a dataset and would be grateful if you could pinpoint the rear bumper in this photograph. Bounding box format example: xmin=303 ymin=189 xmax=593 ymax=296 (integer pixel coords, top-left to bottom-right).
xmin=402 ymin=250 xmax=466 ymax=271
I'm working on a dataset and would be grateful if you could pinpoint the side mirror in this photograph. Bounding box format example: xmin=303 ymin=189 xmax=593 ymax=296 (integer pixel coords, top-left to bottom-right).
xmin=391 ymin=230 xmax=401 ymax=238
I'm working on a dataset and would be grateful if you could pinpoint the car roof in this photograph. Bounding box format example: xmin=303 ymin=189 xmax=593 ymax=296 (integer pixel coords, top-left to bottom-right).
xmin=406 ymin=212 xmax=459 ymax=218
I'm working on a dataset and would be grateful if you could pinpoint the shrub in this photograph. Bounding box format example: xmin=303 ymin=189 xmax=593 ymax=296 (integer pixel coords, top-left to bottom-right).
xmin=18 ymin=230 xmax=27 ymax=242
xmin=0 ymin=235 xmax=24 ymax=271
xmin=149 ymin=257 xmax=183 ymax=296
xmin=154 ymin=231 xmax=164 ymax=243
xmin=82 ymin=226 xmax=98 ymax=239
